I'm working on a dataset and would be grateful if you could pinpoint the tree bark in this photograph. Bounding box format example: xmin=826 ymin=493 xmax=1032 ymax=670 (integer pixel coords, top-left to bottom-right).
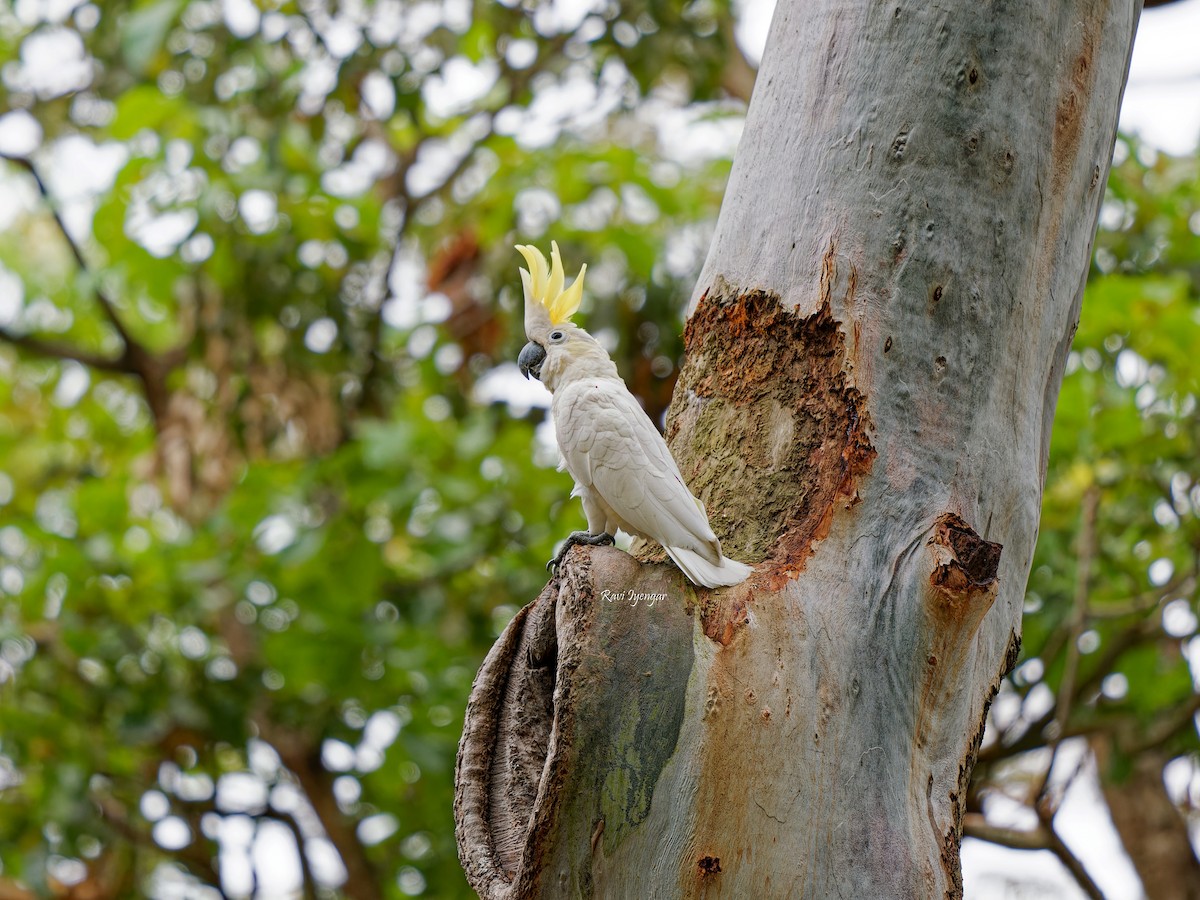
xmin=456 ymin=0 xmax=1141 ymax=897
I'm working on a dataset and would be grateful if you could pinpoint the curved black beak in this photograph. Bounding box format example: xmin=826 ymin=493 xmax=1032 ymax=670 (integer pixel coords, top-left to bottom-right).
xmin=518 ymin=341 xmax=546 ymax=380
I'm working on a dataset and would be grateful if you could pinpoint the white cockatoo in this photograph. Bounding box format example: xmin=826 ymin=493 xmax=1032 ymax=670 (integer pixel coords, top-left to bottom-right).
xmin=515 ymin=242 xmax=752 ymax=589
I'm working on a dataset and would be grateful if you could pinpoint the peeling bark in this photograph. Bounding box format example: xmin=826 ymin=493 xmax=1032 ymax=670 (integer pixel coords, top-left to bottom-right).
xmin=665 ymin=284 xmax=875 ymax=589
xmin=456 ymin=0 xmax=1140 ymax=896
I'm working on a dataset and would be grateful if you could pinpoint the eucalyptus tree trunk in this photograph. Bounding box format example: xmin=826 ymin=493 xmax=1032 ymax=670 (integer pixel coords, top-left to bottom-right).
xmin=455 ymin=0 xmax=1140 ymax=896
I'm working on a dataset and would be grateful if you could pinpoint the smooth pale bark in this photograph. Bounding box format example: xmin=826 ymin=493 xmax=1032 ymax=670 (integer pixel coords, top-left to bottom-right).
xmin=456 ymin=1 xmax=1140 ymax=897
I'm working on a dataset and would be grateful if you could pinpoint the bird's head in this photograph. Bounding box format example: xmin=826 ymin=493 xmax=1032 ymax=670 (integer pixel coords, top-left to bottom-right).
xmin=515 ymin=242 xmax=613 ymax=389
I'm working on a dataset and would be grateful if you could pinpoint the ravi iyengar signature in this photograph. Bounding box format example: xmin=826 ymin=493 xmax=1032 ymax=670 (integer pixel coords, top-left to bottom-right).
xmin=600 ymin=589 xmax=666 ymax=607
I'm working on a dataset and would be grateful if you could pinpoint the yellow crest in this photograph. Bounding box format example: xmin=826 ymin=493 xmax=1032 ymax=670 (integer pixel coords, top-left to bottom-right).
xmin=515 ymin=241 xmax=586 ymax=326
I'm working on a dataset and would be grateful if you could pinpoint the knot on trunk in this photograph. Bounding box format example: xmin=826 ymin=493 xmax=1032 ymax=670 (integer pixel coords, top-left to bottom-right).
xmin=928 ymin=513 xmax=1002 ymax=596
xmin=697 ymin=855 xmax=723 ymax=877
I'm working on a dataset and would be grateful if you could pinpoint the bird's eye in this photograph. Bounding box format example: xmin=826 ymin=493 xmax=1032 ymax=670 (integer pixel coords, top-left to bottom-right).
xmin=549 ymin=330 xmax=565 ymax=343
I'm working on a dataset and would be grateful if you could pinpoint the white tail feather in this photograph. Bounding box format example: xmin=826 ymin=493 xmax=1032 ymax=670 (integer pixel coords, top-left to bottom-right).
xmin=665 ymin=546 xmax=752 ymax=588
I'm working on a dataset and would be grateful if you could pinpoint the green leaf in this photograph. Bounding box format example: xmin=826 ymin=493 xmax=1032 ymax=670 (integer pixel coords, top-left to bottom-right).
xmin=119 ymin=0 xmax=185 ymax=75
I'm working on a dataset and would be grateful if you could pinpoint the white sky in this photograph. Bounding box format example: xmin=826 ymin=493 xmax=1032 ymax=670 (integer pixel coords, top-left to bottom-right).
xmin=1121 ymin=0 xmax=1200 ymax=153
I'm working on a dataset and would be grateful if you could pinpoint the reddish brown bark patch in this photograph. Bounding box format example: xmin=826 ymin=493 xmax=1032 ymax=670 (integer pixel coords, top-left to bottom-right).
xmin=1050 ymin=20 xmax=1098 ymax=198
xmin=702 ymin=593 xmax=750 ymax=647
xmin=664 ymin=287 xmax=874 ymax=594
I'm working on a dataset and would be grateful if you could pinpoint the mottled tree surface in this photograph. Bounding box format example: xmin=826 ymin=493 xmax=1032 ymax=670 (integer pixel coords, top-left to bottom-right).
xmin=456 ymin=0 xmax=1140 ymax=897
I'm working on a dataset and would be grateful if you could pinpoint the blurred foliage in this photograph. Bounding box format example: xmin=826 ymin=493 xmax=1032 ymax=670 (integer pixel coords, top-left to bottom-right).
xmin=0 ymin=1 xmax=1197 ymax=899
xmin=0 ymin=0 xmax=744 ymax=897
xmin=969 ymin=138 xmax=1200 ymax=888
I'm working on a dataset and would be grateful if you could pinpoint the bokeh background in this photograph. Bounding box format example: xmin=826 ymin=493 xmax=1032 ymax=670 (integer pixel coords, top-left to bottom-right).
xmin=0 ymin=0 xmax=1197 ymax=897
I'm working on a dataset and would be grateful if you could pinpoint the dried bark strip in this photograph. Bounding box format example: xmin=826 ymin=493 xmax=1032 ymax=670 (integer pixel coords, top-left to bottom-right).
xmin=455 ymin=580 xmax=560 ymax=895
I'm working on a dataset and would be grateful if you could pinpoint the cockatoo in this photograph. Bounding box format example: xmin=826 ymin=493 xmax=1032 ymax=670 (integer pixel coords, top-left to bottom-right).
xmin=514 ymin=242 xmax=752 ymax=589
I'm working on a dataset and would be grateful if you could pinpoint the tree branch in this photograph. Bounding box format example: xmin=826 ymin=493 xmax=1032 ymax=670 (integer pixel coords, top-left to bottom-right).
xmin=255 ymin=716 xmax=383 ymax=900
xmin=0 ymin=152 xmax=188 ymax=423
xmin=1052 ymin=486 xmax=1100 ymax=736
xmin=1127 ymin=692 xmax=1200 ymax=756
xmin=354 ymin=29 xmax=570 ymax=414
xmin=963 ymin=813 xmax=1106 ymax=900
xmin=91 ymin=790 xmax=226 ymax=896
xmin=979 ymin=612 xmax=1165 ymax=765
xmin=0 ymin=328 xmax=136 ymax=372
xmin=1084 ymin=562 xmax=1197 ymax=619
xmin=1093 ymin=740 xmax=1200 ymax=899
xmin=0 ymin=152 xmax=137 ymax=350
xmin=719 ymin=16 xmax=757 ymax=103
xmin=962 ymin=813 xmax=1050 ymax=850
xmin=1024 ymin=486 xmax=1101 ymax=809
xmin=1043 ymin=822 xmax=1107 ymax=900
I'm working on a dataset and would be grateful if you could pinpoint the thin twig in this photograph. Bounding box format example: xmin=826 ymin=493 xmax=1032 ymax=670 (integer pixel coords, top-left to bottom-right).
xmin=1044 ymin=824 xmax=1106 ymax=900
xmin=0 ymin=329 xmax=135 ymax=372
xmin=1128 ymin=692 xmax=1200 ymax=755
xmin=92 ymin=790 xmax=228 ymax=897
xmin=0 ymin=152 xmax=190 ymax=423
xmin=1054 ymin=486 xmax=1101 ymax=735
xmin=980 ymin=612 xmax=1165 ymax=764
xmin=255 ymin=713 xmax=384 ymax=900
xmin=0 ymin=151 xmax=138 ymax=350
xmin=962 ymin=813 xmax=1049 ymax=850
xmin=1085 ymin=565 xmax=1197 ymax=619
xmin=988 ymin=559 xmax=1195 ymax=756
xmin=1032 ymin=485 xmax=1100 ymax=809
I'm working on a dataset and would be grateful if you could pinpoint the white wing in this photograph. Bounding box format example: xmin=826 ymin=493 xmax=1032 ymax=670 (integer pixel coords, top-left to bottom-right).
xmin=554 ymin=379 xmax=721 ymax=562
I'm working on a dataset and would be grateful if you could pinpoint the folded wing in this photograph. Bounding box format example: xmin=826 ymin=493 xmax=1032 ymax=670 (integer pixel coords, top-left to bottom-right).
xmin=556 ymin=380 xmax=722 ymax=564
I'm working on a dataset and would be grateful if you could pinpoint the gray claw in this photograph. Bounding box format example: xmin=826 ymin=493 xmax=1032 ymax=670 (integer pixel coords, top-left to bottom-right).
xmin=547 ymin=531 xmax=615 ymax=572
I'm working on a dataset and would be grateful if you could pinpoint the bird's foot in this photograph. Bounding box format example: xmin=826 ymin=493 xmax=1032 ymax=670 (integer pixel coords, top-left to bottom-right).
xmin=547 ymin=531 xmax=615 ymax=572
